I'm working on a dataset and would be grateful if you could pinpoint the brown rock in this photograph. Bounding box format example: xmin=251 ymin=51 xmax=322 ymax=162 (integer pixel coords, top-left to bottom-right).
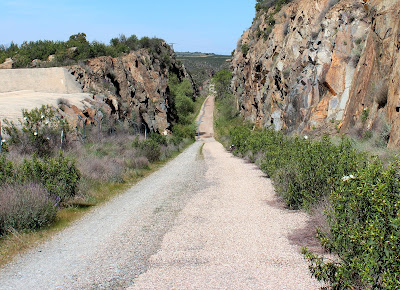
xmin=0 ymin=58 xmax=13 ymax=69
xmin=231 ymin=0 xmax=400 ymax=146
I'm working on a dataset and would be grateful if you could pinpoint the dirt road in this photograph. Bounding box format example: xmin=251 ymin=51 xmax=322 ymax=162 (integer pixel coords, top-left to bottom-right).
xmin=130 ymin=96 xmax=322 ymax=289
xmin=0 ymin=96 xmax=322 ymax=289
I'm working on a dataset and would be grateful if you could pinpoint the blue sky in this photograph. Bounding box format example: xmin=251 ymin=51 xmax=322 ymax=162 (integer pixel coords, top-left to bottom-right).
xmin=1 ymin=0 xmax=256 ymax=55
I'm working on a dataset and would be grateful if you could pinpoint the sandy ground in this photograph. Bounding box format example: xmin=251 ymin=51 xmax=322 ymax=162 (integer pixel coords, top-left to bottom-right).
xmin=0 ymin=68 xmax=90 ymax=124
xmin=129 ymin=96 xmax=323 ymax=289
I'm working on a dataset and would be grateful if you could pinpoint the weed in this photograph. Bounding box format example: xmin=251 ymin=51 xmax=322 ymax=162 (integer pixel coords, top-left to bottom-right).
xmin=361 ymin=108 xmax=369 ymax=123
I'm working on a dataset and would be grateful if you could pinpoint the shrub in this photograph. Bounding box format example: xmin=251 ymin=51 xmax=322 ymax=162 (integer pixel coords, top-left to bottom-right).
xmin=241 ymin=43 xmax=249 ymax=57
xmin=134 ymin=138 xmax=162 ymax=162
xmin=0 ymin=183 xmax=57 ymax=235
xmin=361 ymin=108 xmax=369 ymax=123
xmin=229 ymin=127 xmax=364 ymax=209
xmin=172 ymin=123 xmax=196 ymax=141
xmin=0 ymin=154 xmax=14 ymax=184
xmin=77 ymin=155 xmax=125 ymax=183
xmin=16 ymin=153 xmax=80 ymax=203
xmin=304 ymin=160 xmax=400 ymax=288
xmin=2 ymin=105 xmax=69 ymax=156
xmin=212 ymin=69 xmax=233 ymax=99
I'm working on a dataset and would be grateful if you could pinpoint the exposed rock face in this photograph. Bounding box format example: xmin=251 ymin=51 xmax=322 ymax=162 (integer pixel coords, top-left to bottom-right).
xmin=231 ymin=0 xmax=400 ymax=146
xmin=69 ymin=43 xmax=194 ymax=134
xmin=0 ymin=58 xmax=13 ymax=69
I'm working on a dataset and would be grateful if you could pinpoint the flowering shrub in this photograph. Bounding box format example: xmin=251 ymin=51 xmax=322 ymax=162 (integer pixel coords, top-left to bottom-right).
xmin=303 ymin=160 xmax=400 ymax=288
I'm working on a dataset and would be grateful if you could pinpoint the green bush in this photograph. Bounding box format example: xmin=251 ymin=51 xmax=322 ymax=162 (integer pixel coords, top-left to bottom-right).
xmin=134 ymin=138 xmax=161 ymax=162
xmin=212 ymin=69 xmax=233 ymax=99
xmin=16 ymin=153 xmax=81 ymax=203
xmin=241 ymin=43 xmax=249 ymax=56
xmin=0 ymin=154 xmax=14 ymax=184
xmin=229 ymin=127 xmax=364 ymax=209
xmin=0 ymin=153 xmax=80 ymax=204
xmin=304 ymin=160 xmax=400 ymax=288
xmin=225 ymin=123 xmax=400 ymax=287
xmin=172 ymin=124 xmax=196 ymax=141
xmin=2 ymin=105 xmax=69 ymax=156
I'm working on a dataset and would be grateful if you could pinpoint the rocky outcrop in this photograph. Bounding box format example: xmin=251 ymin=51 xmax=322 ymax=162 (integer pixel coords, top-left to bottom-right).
xmin=0 ymin=58 xmax=13 ymax=69
xmin=68 ymin=43 xmax=194 ymax=134
xmin=231 ymin=0 xmax=400 ymax=146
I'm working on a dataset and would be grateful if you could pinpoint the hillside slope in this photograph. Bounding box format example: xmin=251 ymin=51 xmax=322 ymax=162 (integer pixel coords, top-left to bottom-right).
xmin=231 ymin=0 xmax=400 ymax=146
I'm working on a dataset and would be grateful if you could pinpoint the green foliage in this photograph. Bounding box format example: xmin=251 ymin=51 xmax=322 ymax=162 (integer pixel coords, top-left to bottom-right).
xmin=255 ymin=0 xmax=293 ymax=13
xmin=176 ymin=53 xmax=230 ymax=87
xmin=2 ymin=105 xmax=69 ymax=156
xmin=304 ymin=160 xmax=400 ymax=288
xmin=0 ymin=153 xmax=80 ymax=204
xmin=135 ymin=138 xmax=161 ymax=162
xmin=361 ymin=108 xmax=370 ymax=123
xmin=241 ymin=43 xmax=249 ymax=56
xmin=168 ymin=74 xmax=196 ymax=134
xmin=212 ymin=69 xmax=233 ymax=99
xmin=0 ymin=154 xmax=14 ymax=184
xmin=0 ymin=33 xmax=169 ymax=68
xmin=17 ymin=153 xmax=80 ymax=203
xmin=172 ymin=124 xmax=196 ymax=142
xmin=229 ymin=127 xmax=364 ymax=209
xmin=224 ymin=121 xmax=400 ymax=287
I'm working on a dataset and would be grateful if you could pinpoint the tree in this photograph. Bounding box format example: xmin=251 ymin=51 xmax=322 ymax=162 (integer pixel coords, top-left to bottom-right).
xmin=213 ymin=69 xmax=233 ymax=99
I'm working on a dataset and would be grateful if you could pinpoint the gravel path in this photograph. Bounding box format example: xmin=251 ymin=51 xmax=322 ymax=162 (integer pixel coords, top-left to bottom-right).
xmin=0 ymin=143 xmax=206 ymax=289
xmin=0 ymin=95 xmax=322 ymax=289
xmin=130 ymin=96 xmax=322 ymax=289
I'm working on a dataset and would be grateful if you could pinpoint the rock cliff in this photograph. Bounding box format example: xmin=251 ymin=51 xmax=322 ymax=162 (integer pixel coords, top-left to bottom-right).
xmin=68 ymin=42 xmax=194 ymax=134
xmin=231 ymin=0 xmax=400 ymax=146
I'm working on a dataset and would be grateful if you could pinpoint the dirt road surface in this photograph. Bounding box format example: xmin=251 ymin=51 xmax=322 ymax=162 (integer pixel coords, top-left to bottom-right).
xmin=0 ymin=95 xmax=322 ymax=289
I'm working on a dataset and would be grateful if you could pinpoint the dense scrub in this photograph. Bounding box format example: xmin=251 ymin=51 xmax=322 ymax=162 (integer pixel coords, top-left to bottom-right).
xmin=227 ymin=126 xmax=400 ymax=288
xmin=212 ymin=69 xmax=400 ymax=288
xmin=0 ymin=33 xmax=169 ymax=68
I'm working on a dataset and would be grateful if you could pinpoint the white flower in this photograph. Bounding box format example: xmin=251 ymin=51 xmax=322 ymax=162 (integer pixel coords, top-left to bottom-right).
xmin=23 ymin=117 xmax=27 ymax=121
xmin=304 ymin=135 xmax=308 ymax=140
xmin=46 ymin=137 xmax=50 ymax=140
xmin=342 ymin=175 xmax=356 ymax=182
xmin=1 ymin=139 xmax=6 ymax=143
xmin=41 ymin=115 xmax=45 ymax=119
xmin=45 ymin=120 xmax=49 ymax=125
xmin=34 ymin=132 xmax=38 ymax=136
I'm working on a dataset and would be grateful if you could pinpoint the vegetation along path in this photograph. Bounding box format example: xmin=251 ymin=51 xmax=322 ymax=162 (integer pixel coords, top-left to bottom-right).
xmin=0 ymin=96 xmax=322 ymax=289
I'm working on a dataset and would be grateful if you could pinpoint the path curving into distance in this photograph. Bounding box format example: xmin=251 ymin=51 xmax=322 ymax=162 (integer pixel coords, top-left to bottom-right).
xmin=0 ymin=95 xmax=323 ymax=289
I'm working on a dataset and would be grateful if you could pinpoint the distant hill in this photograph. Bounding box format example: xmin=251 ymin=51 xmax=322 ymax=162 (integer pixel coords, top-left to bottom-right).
xmin=176 ymin=52 xmax=231 ymax=87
